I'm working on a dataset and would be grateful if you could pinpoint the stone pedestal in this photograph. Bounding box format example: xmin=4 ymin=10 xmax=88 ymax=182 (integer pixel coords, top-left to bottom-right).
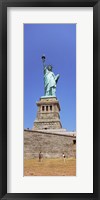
xmin=33 ymin=97 xmax=62 ymax=130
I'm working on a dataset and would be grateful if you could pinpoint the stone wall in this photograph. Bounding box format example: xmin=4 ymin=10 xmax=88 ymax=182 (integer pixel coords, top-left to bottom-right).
xmin=24 ymin=130 xmax=76 ymax=159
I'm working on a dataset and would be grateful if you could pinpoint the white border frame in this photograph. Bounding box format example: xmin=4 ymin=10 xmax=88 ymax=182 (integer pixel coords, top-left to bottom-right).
xmin=7 ymin=7 xmax=93 ymax=193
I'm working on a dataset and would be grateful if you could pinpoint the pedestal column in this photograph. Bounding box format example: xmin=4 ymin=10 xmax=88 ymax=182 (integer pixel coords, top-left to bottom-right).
xmin=33 ymin=97 xmax=62 ymax=130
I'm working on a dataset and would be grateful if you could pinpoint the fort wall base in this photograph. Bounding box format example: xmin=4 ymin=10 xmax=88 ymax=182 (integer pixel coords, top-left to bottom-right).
xmin=24 ymin=130 xmax=76 ymax=159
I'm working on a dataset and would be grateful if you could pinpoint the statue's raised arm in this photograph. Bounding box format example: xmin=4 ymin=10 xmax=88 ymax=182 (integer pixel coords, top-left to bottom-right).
xmin=41 ymin=55 xmax=60 ymax=97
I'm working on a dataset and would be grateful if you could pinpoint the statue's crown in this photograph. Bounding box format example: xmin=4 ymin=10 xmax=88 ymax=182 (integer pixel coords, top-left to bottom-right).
xmin=47 ymin=65 xmax=53 ymax=71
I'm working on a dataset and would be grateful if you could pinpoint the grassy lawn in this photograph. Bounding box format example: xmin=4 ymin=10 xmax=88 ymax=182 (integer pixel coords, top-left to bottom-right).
xmin=24 ymin=158 xmax=76 ymax=176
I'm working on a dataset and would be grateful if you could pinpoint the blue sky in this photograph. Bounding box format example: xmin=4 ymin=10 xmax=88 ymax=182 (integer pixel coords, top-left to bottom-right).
xmin=24 ymin=24 xmax=76 ymax=131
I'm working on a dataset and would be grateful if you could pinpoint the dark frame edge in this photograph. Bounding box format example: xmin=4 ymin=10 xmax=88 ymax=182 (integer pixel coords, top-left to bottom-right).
xmin=93 ymin=2 xmax=99 ymax=200
xmin=0 ymin=1 xmax=7 ymax=200
xmin=0 ymin=0 xmax=99 ymax=7
xmin=0 ymin=0 xmax=3 ymax=198
xmin=0 ymin=0 xmax=100 ymax=199
xmin=97 ymin=1 xmax=100 ymax=200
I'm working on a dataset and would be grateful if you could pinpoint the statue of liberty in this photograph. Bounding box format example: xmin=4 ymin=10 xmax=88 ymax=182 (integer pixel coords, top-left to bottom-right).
xmin=41 ymin=55 xmax=60 ymax=97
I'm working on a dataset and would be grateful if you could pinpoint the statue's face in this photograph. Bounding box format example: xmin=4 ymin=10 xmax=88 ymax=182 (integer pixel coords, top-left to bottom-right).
xmin=48 ymin=65 xmax=52 ymax=71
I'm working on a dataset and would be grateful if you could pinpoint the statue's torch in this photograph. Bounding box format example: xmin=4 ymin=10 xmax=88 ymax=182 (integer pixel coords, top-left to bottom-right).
xmin=41 ymin=54 xmax=46 ymax=95
xmin=41 ymin=54 xmax=46 ymax=67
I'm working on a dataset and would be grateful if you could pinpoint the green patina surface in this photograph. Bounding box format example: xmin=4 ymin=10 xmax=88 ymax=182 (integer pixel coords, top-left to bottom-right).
xmin=41 ymin=55 xmax=60 ymax=97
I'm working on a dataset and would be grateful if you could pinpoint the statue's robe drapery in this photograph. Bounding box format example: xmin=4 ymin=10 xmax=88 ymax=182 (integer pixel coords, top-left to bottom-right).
xmin=44 ymin=67 xmax=59 ymax=96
